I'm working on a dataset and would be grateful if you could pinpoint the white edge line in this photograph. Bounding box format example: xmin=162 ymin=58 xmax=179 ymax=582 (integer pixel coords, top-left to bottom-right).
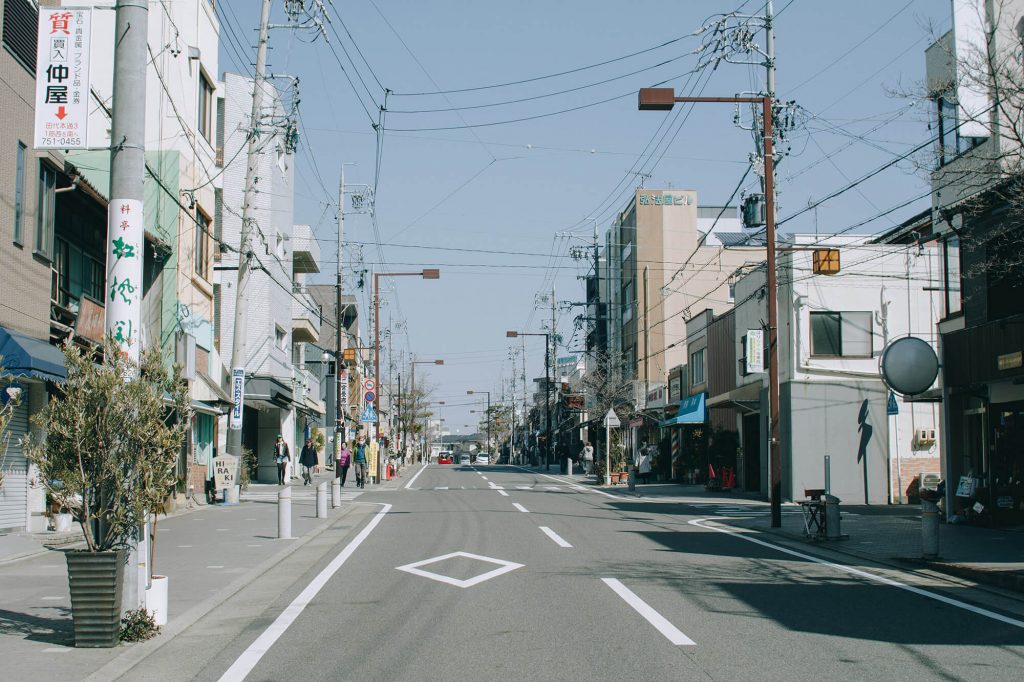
xmin=498 ymin=490 xmax=509 ymax=497
xmin=602 ymin=578 xmax=695 ymax=645
xmin=404 ymin=463 xmax=429 ymax=490
xmin=513 ymin=503 xmax=529 ymax=513
xmin=509 ymin=465 xmax=619 ymax=499
xmin=688 ymin=518 xmax=1024 ymax=630
xmin=218 ymin=503 xmax=392 ymax=682
xmin=539 ymin=526 xmax=573 ymax=548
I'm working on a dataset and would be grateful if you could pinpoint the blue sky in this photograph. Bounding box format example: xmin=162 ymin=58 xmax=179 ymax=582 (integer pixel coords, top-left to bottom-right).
xmin=218 ymin=0 xmax=950 ymax=434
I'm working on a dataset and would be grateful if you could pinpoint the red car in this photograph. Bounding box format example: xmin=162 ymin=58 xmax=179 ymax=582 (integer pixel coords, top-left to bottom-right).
xmin=436 ymin=451 xmax=453 ymax=464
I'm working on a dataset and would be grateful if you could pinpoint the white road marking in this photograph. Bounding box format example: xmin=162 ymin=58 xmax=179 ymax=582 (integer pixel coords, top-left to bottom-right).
xmin=41 ymin=648 xmax=70 ymax=653
xmin=404 ymin=463 xmax=429 ymax=490
xmin=396 ymin=551 xmax=523 ymax=588
xmin=539 ymin=526 xmax=572 ymax=548
xmin=218 ymin=503 xmax=392 ymax=682
xmin=207 ymin=566 xmax=225 ymax=569
xmin=247 ymin=544 xmax=262 ymax=548
xmin=516 ymin=485 xmax=532 ymax=490
xmin=177 ymin=545 xmax=193 ymax=548
xmin=602 ymin=578 xmax=695 ymax=646
xmin=216 ymin=528 xmax=229 ymax=532
xmin=498 ymin=490 xmax=509 ymax=497
xmin=513 ymin=503 xmax=529 ymax=513
xmin=510 ymin=465 xmax=619 ymax=499
xmin=688 ymin=518 xmax=1024 ymax=630
xmin=435 ymin=486 xmax=449 ymax=490
xmin=482 ymin=476 xmax=488 ymax=481
xmin=40 ymin=596 xmax=62 ymax=601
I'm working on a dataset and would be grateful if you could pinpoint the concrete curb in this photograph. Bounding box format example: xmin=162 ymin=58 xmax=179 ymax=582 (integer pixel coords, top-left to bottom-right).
xmin=82 ymin=502 xmax=365 ymax=682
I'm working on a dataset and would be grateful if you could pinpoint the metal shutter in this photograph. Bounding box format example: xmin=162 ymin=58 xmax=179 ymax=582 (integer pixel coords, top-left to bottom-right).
xmin=2 ymin=0 xmax=38 ymax=73
xmin=0 ymin=400 xmax=30 ymax=531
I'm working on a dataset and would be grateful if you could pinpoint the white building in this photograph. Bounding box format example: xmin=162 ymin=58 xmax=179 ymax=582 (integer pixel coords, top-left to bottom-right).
xmin=216 ymin=72 xmax=322 ymax=482
xmin=732 ymin=235 xmax=943 ymax=504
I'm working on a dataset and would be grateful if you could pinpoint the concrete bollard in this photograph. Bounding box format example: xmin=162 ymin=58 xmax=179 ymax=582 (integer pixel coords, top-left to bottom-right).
xmin=627 ymin=466 xmax=636 ymax=492
xmin=921 ymin=498 xmax=940 ymax=559
xmin=226 ymin=485 xmax=239 ymax=505
xmin=566 ymin=457 xmax=572 ymax=476
xmin=331 ymin=478 xmax=341 ymax=508
xmin=277 ymin=486 xmax=292 ymax=539
xmin=317 ymin=481 xmax=328 ymax=519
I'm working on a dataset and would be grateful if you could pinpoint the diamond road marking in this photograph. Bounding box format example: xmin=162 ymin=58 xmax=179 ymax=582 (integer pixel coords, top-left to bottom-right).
xmin=395 ymin=551 xmax=524 ymax=589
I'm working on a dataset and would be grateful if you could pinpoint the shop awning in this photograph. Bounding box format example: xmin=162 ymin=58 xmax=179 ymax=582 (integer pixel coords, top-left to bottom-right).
xmin=706 ymin=382 xmax=762 ymax=413
xmin=195 ymin=371 xmax=232 ymax=405
xmin=0 ymin=327 xmax=67 ymax=382
xmin=660 ymin=393 xmax=706 ymax=427
xmin=190 ymin=400 xmax=224 ymax=416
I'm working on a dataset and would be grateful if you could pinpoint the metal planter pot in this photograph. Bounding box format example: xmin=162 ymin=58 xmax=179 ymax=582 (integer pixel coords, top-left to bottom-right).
xmin=65 ymin=549 xmax=126 ymax=648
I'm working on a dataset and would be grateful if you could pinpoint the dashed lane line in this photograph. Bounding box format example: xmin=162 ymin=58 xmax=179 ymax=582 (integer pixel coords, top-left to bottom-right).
xmin=602 ymin=578 xmax=695 ymax=646
xmin=539 ymin=526 xmax=572 ymax=548
xmin=513 ymin=503 xmax=529 ymax=513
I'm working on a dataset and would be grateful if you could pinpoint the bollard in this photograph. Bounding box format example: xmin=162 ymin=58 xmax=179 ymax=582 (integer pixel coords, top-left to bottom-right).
xmin=627 ymin=466 xmax=636 ymax=492
xmin=277 ymin=486 xmax=292 ymax=539
xmin=824 ymin=494 xmax=841 ymax=539
xmin=566 ymin=457 xmax=572 ymax=476
xmin=317 ymin=481 xmax=328 ymax=519
xmin=226 ymin=485 xmax=239 ymax=505
xmin=332 ymin=478 xmax=341 ymax=508
xmin=921 ymin=497 xmax=940 ymax=559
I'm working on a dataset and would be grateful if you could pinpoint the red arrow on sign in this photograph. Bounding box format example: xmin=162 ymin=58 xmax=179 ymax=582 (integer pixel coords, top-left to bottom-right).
xmin=55 ymin=106 xmax=68 ymax=120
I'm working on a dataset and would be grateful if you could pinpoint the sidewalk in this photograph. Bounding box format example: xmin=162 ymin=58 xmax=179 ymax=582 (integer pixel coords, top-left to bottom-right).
xmin=534 ymin=467 xmax=1024 ymax=596
xmin=0 ymin=467 xmax=397 ymax=681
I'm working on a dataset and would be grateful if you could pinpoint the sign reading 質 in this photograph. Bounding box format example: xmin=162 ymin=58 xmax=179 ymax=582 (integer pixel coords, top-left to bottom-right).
xmin=213 ymin=455 xmax=239 ymax=490
xmin=34 ymin=8 xmax=91 ymax=149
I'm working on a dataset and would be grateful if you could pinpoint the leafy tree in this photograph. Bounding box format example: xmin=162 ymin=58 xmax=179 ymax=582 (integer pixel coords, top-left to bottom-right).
xmin=27 ymin=341 xmax=191 ymax=553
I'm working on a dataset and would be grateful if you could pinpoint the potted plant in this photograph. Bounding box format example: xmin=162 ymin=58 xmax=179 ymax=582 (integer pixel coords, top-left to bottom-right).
xmin=27 ymin=341 xmax=190 ymax=646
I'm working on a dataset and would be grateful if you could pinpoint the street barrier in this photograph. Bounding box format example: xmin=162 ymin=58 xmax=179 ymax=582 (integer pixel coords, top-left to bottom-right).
xmin=316 ymin=481 xmax=328 ymax=518
xmin=921 ymin=497 xmax=940 ymax=558
xmin=277 ymin=486 xmax=292 ymax=539
xmin=331 ymin=478 xmax=341 ymax=508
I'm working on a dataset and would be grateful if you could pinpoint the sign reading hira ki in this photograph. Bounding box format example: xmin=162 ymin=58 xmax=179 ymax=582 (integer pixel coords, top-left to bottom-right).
xmin=638 ymin=192 xmax=693 ymax=207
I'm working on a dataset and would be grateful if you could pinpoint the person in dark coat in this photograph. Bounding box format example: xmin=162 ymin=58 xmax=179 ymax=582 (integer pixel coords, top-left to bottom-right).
xmin=299 ymin=437 xmax=318 ymax=486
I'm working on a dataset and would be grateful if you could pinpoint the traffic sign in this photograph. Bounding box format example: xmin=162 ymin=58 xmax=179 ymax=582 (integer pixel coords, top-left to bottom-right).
xmin=360 ymin=404 xmax=377 ymax=423
xmin=364 ymin=390 xmax=376 ymax=404
xmin=603 ymin=408 xmax=621 ymax=428
xmin=887 ymin=391 xmax=899 ymax=416
xmin=363 ymin=378 xmax=376 ymax=392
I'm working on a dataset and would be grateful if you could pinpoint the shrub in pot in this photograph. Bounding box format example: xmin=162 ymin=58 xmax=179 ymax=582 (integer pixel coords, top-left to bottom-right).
xmin=27 ymin=340 xmax=190 ymax=647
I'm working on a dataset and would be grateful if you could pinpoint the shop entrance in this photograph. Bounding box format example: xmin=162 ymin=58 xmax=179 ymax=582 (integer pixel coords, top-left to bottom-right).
xmin=991 ymin=403 xmax=1024 ymax=524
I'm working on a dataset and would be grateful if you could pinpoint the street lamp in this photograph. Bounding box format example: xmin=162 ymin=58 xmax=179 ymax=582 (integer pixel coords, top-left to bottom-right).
xmin=374 ymin=269 xmax=440 ymax=480
xmin=638 ymin=86 xmax=782 ymax=527
xmin=410 ymin=359 xmax=443 ymax=463
xmin=467 ymin=390 xmax=491 ymax=455
xmin=506 ymin=330 xmax=552 ymax=470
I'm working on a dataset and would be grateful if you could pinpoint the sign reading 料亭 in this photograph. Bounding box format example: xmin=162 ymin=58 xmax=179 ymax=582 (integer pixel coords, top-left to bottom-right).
xmin=213 ymin=455 xmax=239 ymax=490
xmin=34 ymin=8 xmax=91 ymax=149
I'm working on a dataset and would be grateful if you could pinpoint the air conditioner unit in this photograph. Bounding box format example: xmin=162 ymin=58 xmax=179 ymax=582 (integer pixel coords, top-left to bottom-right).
xmin=914 ymin=428 xmax=936 ymax=447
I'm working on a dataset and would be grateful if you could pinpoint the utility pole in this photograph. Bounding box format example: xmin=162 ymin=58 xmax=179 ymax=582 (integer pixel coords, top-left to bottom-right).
xmin=335 ymin=166 xmax=346 ymax=461
xmin=227 ymin=0 xmax=272 ymax=458
xmin=764 ymin=0 xmax=782 ymax=529
xmin=547 ymin=286 xmax=555 ymax=471
xmin=108 ymin=0 xmax=149 ymax=614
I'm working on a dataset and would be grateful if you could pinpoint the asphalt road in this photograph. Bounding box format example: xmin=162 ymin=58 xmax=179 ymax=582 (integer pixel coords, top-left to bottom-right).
xmin=129 ymin=464 xmax=1024 ymax=681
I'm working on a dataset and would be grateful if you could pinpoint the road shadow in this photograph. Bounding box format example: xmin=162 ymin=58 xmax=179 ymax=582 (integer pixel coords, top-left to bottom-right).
xmin=0 ymin=607 xmax=74 ymax=645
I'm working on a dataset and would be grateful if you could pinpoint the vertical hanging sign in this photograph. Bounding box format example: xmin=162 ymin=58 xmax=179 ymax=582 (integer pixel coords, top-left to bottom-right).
xmin=230 ymin=368 xmax=245 ymax=430
xmin=34 ymin=8 xmax=91 ymax=149
xmin=106 ymin=199 xmax=143 ymax=365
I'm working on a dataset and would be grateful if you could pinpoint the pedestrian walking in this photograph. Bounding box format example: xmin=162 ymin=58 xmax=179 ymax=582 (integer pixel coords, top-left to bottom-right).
xmin=337 ymin=441 xmax=352 ymax=486
xmin=299 ymin=437 xmax=318 ymax=486
xmin=353 ymin=437 xmax=368 ymax=488
xmin=581 ymin=441 xmax=594 ymax=474
xmin=636 ymin=444 xmax=652 ymax=484
xmin=273 ymin=434 xmax=290 ymax=485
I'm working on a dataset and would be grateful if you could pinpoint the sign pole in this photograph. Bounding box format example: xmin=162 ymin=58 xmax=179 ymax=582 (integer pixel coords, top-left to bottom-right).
xmin=605 ymin=423 xmax=611 ymax=487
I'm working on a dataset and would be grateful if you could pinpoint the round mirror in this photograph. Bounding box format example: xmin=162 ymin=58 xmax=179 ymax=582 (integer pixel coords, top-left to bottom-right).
xmin=880 ymin=336 xmax=939 ymax=396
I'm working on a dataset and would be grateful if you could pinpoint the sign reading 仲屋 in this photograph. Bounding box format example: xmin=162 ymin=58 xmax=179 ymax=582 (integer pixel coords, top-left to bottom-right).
xmin=34 ymin=8 xmax=91 ymax=149
xmin=106 ymin=198 xmax=143 ymax=364
xmin=229 ymin=368 xmax=245 ymax=430
xmin=746 ymin=329 xmax=765 ymax=374
xmin=213 ymin=455 xmax=239 ymax=490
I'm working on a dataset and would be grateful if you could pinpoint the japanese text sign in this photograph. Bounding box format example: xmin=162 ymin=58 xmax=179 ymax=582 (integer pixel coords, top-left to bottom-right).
xmin=34 ymin=8 xmax=91 ymax=149
xmin=106 ymin=198 xmax=143 ymax=363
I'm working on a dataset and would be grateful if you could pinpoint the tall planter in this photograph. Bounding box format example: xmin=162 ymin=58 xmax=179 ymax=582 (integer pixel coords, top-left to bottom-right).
xmin=65 ymin=549 xmax=126 ymax=648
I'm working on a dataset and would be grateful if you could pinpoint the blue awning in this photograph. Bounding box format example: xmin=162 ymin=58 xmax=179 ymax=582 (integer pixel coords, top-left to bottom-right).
xmin=660 ymin=393 xmax=706 ymax=427
xmin=0 ymin=327 xmax=67 ymax=382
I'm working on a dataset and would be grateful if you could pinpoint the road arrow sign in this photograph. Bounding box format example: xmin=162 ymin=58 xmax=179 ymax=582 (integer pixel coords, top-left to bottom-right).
xmin=360 ymin=404 xmax=377 ymax=423
xmin=603 ymin=408 xmax=621 ymax=428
